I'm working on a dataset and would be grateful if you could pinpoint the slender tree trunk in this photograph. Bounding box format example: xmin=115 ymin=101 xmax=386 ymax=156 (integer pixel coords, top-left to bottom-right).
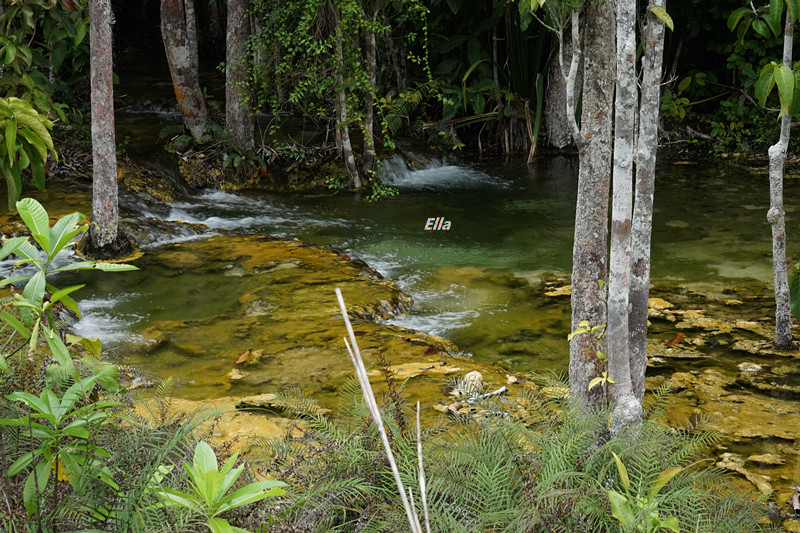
xmin=567 ymin=0 xmax=615 ymax=407
xmin=607 ymin=0 xmax=642 ymax=433
xmin=546 ymin=38 xmax=576 ymax=149
xmin=362 ymin=13 xmax=377 ymax=176
xmin=225 ymin=0 xmax=253 ymax=151
xmin=630 ymin=0 xmax=667 ymax=404
xmin=161 ymin=0 xmax=208 ymax=139
xmin=332 ymin=3 xmax=361 ymax=189
xmin=88 ymin=0 xmax=119 ymax=250
xmin=768 ymin=16 xmax=794 ymax=348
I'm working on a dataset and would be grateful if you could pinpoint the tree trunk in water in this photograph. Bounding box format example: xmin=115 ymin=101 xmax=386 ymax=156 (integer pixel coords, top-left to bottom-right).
xmin=568 ymin=0 xmax=615 ymax=407
xmin=332 ymin=3 xmax=361 ymax=189
xmin=768 ymin=18 xmax=794 ymax=348
xmin=225 ymin=0 xmax=253 ymax=151
xmin=630 ymin=0 xmax=667 ymax=404
xmin=607 ymin=0 xmax=642 ymax=433
xmin=161 ymin=0 xmax=208 ymax=140
xmin=362 ymin=22 xmax=377 ymax=176
xmin=88 ymin=0 xmax=119 ymax=250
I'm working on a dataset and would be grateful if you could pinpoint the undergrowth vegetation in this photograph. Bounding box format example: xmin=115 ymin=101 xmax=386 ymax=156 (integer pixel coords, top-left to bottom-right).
xmin=0 ymin=199 xmax=778 ymax=532
xmin=243 ymin=377 xmax=774 ymax=533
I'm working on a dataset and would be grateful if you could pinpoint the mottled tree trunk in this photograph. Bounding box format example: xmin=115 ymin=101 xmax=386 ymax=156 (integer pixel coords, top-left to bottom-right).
xmin=567 ymin=0 xmax=615 ymax=407
xmin=225 ymin=0 xmax=253 ymax=151
xmin=332 ymin=3 xmax=361 ymax=189
xmin=630 ymin=0 xmax=667 ymax=404
xmin=88 ymin=0 xmax=119 ymax=250
xmin=546 ymin=39 xmax=575 ymax=149
xmin=161 ymin=0 xmax=208 ymax=139
xmin=362 ymin=24 xmax=377 ymax=176
xmin=768 ymin=17 xmax=794 ymax=348
xmin=607 ymin=0 xmax=641 ymax=434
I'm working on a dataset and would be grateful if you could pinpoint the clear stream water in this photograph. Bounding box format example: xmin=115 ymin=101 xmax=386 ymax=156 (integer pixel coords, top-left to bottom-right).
xmin=56 ymin=147 xmax=796 ymax=376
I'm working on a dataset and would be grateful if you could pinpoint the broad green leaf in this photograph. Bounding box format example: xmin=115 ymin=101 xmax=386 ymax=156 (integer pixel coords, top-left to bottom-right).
xmin=3 ymin=41 xmax=16 ymax=65
xmin=47 ymin=282 xmax=81 ymax=317
xmin=611 ymin=452 xmax=630 ymax=491
xmin=208 ymin=517 xmax=235 ymax=533
xmin=153 ymin=486 xmax=205 ymax=514
xmin=23 ymin=461 xmax=50 ymax=516
xmin=92 ymin=262 xmax=139 ymax=272
xmin=727 ymin=7 xmax=751 ymax=30
xmin=45 ymin=329 xmax=74 ymax=369
xmin=775 ymin=63 xmax=795 ymax=116
xmin=0 ymin=310 xmax=32 ymax=339
xmin=7 ymin=450 xmax=36 ymax=476
xmin=5 ymin=117 xmax=16 ymax=165
xmin=48 ymin=284 xmax=85 ymax=306
xmin=662 ymin=515 xmax=681 ymax=532
xmin=3 ymin=165 xmax=20 ymax=211
xmin=0 ymin=235 xmax=27 ymax=260
xmin=50 ymin=261 xmax=97 ymax=273
xmin=13 ymin=239 xmax=42 ymax=263
xmin=17 ymin=198 xmax=50 ymax=253
xmin=648 ymin=466 xmax=683 ymax=497
xmin=649 ymin=6 xmax=674 ymax=32
xmin=65 ymin=334 xmax=102 ymax=357
xmin=765 ymin=0 xmax=785 ymax=37
xmin=789 ymin=0 xmax=800 ymax=23
xmin=608 ymin=490 xmax=635 ymax=527
xmin=216 ymin=482 xmax=287 ymax=514
xmin=22 ymin=270 xmax=45 ymax=310
xmin=193 ymin=441 xmax=219 ymax=475
xmin=755 ymin=63 xmax=776 ymax=107
xmin=588 ymin=376 xmax=604 ymax=390
xmin=49 ymin=212 xmax=86 ymax=256
xmin=30 ymin=157 xmax=44 ymax=190
xmin=792 ymin=70 xmax=800 ymax=116
xmin=752 ymin=19 xmax=770 ymax=38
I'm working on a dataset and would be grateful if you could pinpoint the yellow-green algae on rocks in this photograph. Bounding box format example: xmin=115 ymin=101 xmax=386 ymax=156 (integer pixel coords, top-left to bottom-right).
xmin=121 ymin=235 xmax=519 ymax=410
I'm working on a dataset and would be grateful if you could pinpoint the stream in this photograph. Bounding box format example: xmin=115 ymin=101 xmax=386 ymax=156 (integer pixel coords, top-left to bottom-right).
xmin=7 ymin=108 xmax=800 ymax=505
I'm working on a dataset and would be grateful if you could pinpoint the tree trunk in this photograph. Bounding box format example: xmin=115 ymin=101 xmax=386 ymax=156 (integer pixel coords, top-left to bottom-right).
xmin=630 ymin=0 xmax=667 ymax=404
xmin=88 ymin=0 xmax=119 ymax=250
xmin=768 ymin=17 xmax=794 ymax=348
xmin=546 ymin=39 xmax=576 ymax=149
xmin=225 ymin=0 xmax=253 ymax=151
xmin=161 ymin=0 xmax=208 ymax=140
xmin=568 ymin=0 xmax=615 ymax=407
xmin=362 ymin=22 xmax=377 ymax=176
xmin=607 ymin=0 xmax=642 ymax=433
xmin=332 ymin=3 xmax=361 ymax=189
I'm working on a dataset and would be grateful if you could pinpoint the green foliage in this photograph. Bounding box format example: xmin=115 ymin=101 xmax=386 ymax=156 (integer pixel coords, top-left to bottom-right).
xmin=0 ymin=198 xmax=137 ymax=364
xmin=607 ymin=451 xmax=681 ymax=532
xmin=789 ymin=261 xmax=800 ymax=321
xmin=0 ymin=373 xmax=119 ymax=518
xmin=0 ymin=98 xmax=58 ymax=210
xmin=0 ymin=0 xmax=89 ymax=120
xmin=251 ymin=375 xmax=772 ymax=532
xmin=152 ymin=440 xmax=287 ymax=533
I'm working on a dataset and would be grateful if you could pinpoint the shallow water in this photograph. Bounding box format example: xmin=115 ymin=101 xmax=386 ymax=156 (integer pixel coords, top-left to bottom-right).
xmin=43 ymin=148 xmax=793 ymax=381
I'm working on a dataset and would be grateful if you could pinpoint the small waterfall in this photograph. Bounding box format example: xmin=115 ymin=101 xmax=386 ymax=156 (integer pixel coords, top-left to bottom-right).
xmin=376 ymin=153 xmax=507 ymax=189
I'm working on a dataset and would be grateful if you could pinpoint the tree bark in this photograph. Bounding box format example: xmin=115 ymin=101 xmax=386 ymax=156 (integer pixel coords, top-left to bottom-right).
xmin=568 ymin=0 xmax=615 ymax=407
xmin=161 ymin=0 xmax=208 ymax=140
xmin=89 ymin=0 xmax=119 ymax=250
xmin=546 ymin=38 xmax=576 ymax=149
xmin=332 ymin=2 xmax=361 ymax=189
xmin=225 ymin=0 xmax=253 ymax=151
xmin=630 ymin=0 xmax=667 ymax=404
xmin=362 ymin=15 xmax=377 ymax=176
xmin=768 ymin=16 xmax=794 ymax=348
xmin=607 ymin=0 xmax=641 ymax=433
